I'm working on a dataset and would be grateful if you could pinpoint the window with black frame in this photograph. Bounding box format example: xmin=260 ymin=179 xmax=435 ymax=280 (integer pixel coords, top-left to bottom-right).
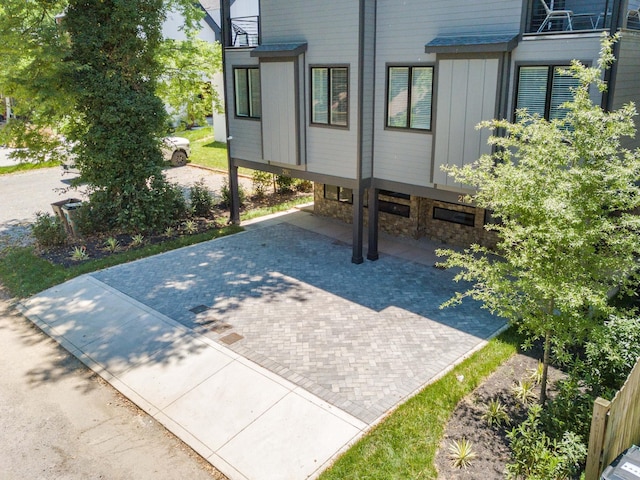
xmin=311 ymin=67 xmax=348 ymax=127
xmin=386 ymin=66 xmax=433 ymax=131
xmin=234 ymin=67 xmax=261 ymax=119
xmin=515 ymin=65 xmax=579 ymax=121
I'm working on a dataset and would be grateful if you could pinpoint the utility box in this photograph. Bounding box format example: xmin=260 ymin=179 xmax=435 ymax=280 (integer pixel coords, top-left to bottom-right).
xmin=601 ymin=445 xmax=640 ymax=480
xmin=51 ymin=198 xmax=82 ymax=236
xmin=61 ymin=201 xmax=82 ymax=237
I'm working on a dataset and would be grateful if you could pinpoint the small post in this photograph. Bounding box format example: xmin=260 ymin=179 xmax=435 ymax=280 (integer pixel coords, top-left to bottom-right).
xmin=585 ymin=397 xmax=611 ymax=480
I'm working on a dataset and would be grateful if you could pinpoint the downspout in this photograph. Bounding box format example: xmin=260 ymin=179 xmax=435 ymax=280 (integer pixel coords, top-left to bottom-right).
xmin=366 ymin=0 xmax=379 ymax=261
xmin=352 ymin=0 xmax=367 ymax=264
xmin=221 ymin=0 xmax=240 ymax=224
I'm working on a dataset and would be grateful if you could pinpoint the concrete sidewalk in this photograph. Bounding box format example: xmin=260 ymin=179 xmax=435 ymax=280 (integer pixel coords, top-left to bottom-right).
xmin=19 ymin=209 xmax=505 ymax=480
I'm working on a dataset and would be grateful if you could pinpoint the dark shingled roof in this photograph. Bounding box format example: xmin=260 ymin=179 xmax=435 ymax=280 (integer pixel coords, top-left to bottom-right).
xmin=250 ymin=43 xmax=308 ymax=58
xmin=425 ymin=34 xmax=520 ymax=54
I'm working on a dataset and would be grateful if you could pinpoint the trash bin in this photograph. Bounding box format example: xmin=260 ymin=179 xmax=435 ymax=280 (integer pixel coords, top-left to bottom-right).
xmin=61 ymin=201 xmax=82 ymax=237
xmin=601 ymin=445 xmax=640 ymax=480
xmin=51 ymin=198 xmax=82 ymax=235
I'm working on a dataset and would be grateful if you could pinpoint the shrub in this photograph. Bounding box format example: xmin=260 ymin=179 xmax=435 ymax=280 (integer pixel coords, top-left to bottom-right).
xmin=506 ymin=405 xmax=586 ymax=480
xmin=275 ymin=174 xmax=295 ymax=193
xmin=31 ymin=212 xmax=67 ymax=247
xmin=482 ymin=398 xmax=510 ymax=428
xmin=252 ymin=170 xmax=273 ymax=198
xmin=512 ymin=378 xmax=537 ymax=408
xmin=448 ymin=439 xmax=477 ymax=469
xmin=295 ymin=179 xmax=313 ymax=193
xmin=189 ymin=180 xmax=215 ymax=217
xmin=220 ymin=179 xmax=246 ymax=208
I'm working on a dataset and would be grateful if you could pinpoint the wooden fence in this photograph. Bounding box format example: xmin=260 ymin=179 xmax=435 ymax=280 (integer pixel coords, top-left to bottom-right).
xmin=585 ymin=357 xmax=640 ymax=480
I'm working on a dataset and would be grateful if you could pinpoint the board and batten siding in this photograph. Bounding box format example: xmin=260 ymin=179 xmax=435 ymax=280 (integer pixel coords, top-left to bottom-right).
xmin=225 ymin=49 xmax=263 ymax=163
xmin=260 ymin=0 xmax=360 ymax=179
xmin=372 ymin=0 xmax=521 ymax=188
xmin=260 ymin=61 xmax=298 ymax=165
xmin=432 ymin=58 xmax=499 ymax=188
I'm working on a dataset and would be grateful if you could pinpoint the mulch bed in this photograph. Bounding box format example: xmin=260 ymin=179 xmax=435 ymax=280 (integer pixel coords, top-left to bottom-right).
xmin=434 ymin=350 xmax=564 ymax=479
xmin=35 ymin=190 xmax=311 ymax=267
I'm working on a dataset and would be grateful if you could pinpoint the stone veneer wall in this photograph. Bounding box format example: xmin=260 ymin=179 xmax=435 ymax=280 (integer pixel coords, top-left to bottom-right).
xmin=314 ymin=183 xmax=498 ymax=248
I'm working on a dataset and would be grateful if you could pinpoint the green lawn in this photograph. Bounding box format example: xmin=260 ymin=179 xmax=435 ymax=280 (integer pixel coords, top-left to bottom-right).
xmin=319 ymin=328 xmax=519 ymax=480
xmin=174 ymin=127 xmax=252 ymax=175
xmin=0 ymin=159 xmax=60 ymax=175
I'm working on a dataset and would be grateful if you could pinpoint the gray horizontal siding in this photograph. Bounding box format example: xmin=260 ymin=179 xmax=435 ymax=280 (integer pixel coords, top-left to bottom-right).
xmin=612 ymin=31 xmax=640 ymax=150
xmin=372 ymin=0 xmax=521 ymax=188
xmin=225 ymin=50 xmax=263 ymax=162
xmin=612 ymin=32 xmax=640 ymax=110
xmin=259 ymin=0 xmax=361 ymax=179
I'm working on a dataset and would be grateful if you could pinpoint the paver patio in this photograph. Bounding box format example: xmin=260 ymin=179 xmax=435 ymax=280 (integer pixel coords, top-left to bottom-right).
xmin=20 ymin=209 xmax=506 ymax=479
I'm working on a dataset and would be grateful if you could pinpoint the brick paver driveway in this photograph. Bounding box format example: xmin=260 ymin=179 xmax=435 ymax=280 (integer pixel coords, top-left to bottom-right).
xmin=93 ymin=218 xmax=504 ymax=424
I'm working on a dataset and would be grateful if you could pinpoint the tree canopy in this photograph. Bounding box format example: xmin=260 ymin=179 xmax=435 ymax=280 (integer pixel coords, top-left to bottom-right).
xmin=0 ymin=0 xmax=218 ymax=232
xmin=437 ymin=34 xmax=640 ymax=403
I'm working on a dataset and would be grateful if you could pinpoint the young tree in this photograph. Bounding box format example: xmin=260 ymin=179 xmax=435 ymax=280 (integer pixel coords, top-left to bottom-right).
xmin=437 ymin=34 xmax=640 ymax=404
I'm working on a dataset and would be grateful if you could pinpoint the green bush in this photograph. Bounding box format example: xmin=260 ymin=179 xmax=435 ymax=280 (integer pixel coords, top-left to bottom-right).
xmin=77 ymin=179 xmax=187 ymax=235
xmin=275 ymin=174 xmax=295 ymax=193
xmin=295 ymin=179 xmax=313 ymax=193
xmin=31 ymin=212 xmax=67 ymax=247
xmin=220 ymin=179 xmax=246 ymax=208
xmin=506 ymin=405 xmax=586 ymax=480
xmin=252 ymin=170 xmax=273 ymax=198
xmin=189 ymin=180 xmax=215 ymax=217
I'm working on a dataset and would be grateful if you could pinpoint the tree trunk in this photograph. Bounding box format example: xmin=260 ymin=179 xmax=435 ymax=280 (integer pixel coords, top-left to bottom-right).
xmin=539 ymin=329 xmax=551 ymax=406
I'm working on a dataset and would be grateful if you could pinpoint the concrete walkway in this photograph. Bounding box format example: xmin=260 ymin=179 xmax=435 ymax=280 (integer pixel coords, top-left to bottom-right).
xmin=19 ymin=209 xmax=505 ymax=480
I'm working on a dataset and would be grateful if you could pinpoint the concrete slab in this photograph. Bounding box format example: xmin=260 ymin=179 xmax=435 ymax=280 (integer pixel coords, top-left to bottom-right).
xmin=162 ymin=360 xmax=292 ymax=452
xmin=216 ymin=390 xmax=363 ymax=480
xmin=116 ymin=339 xmax=235 ymax=411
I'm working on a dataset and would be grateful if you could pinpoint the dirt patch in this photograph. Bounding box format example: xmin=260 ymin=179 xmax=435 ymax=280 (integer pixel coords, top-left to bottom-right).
xmin=435 ymin=351 xmax=564 ymax=479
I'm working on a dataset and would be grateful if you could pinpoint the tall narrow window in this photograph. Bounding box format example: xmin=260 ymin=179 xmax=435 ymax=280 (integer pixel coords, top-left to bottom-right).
xmin=234 ymin=67 xmax=261 ymax=119
xmin=516 ymin=65 xmax=579 ymax=121
xmin=386 ymin=66 xmax=433 ymax=131
xmin=311 ymin=66 xmax=348 ymax=127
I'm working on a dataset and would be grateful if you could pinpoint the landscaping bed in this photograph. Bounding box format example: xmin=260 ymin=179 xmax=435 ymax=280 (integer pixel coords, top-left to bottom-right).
xmin=435 ymin=349 xmax=564 ymax=479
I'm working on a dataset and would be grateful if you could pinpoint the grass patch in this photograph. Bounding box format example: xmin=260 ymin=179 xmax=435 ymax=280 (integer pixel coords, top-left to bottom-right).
xmin=319 ymin=328 xmax=520 ymax=480
xmin=0 ymin=225 xmax=242 ymax=298
xmin=0 ymin=159 xmax=60 ymax=175
xmin=174 ymin=128 xmax=252 ymax=176
xmin=241 ymin=195 xmax=313 ymax=221
xmin=173 ymin=127 xmax=214 ymax=143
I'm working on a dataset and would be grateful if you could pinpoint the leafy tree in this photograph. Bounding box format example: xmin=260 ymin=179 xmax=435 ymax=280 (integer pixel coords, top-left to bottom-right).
xmin=0 ymin=0 xmax=208 ymax=232
xmin=437 ymin=34 xmax=640 ymax=404
xmin=0 ymin=0 xmax=71 ymax=162
xmin=157 ymin=37 xmax=221 ymax=129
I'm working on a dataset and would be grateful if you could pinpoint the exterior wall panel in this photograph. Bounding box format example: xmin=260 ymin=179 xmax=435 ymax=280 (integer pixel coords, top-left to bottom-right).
xmin=373 ymin=0 xmax=522 ymax=190
xmin=226 ymin=49 xmax=263 ymax=162
xmin=261 ymin=61 xmax=297 ymax=165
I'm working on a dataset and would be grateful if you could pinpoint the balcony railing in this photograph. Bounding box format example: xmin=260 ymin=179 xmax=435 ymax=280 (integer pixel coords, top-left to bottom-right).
xmin=526 ymin=0 xmax=640 ymax=34
xmin=230 ymin=16 xmax=260 ymax=47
